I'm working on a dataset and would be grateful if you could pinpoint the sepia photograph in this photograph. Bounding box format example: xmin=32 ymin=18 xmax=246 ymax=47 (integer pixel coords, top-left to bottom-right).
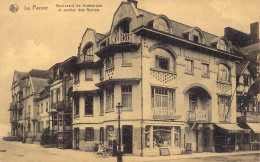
xmin=0 ymin=0 xmax=259 ymax=161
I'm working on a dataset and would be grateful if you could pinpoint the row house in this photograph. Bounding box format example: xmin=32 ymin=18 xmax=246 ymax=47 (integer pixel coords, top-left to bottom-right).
xmin=9 ymin=71 xmax=26 ymax=138
xmin=70 ymin=0 xmax=253 ymax=156
xmin=21 ymin=69 xmax=50 ymax=143
xmin=48 ymin=57 xmax=76 ymax=148
xmin=225 ymin=23 xmax=260 ymax=151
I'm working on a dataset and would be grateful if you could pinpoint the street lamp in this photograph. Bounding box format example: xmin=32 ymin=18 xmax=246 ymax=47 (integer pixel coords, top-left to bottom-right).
xmin=116 ymin=103 xmax=123 ymax=162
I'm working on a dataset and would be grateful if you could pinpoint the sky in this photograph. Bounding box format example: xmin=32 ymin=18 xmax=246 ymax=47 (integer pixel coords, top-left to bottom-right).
xmin=0 ymin=0 xmax=259 ymax=137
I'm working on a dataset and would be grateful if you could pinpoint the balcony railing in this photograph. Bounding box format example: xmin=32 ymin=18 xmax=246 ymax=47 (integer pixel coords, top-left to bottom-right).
xmin=188 ymin=110 xmax=208 ymax=122
xmin=77 ymin=54 xmax=94 ymax=63
xmin=152 ymin=107 xmax=180 ymax=120
xmin=218 ymin=112 xmax=231 ymax=122
xmin=113 ymin=31 xmax=132 ymax=44
xmin=51 ymin=100 xmax=65 ymax=110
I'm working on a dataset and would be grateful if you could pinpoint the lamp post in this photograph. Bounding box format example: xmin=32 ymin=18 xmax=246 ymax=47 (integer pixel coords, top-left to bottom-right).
xmin=116 ymin=103 xmax=123 ymax=162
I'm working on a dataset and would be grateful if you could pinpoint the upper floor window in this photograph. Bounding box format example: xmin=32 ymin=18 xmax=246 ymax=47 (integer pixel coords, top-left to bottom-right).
xmin=106 ymin=56 xmax=114 ymax=69
xmin=56 ymin=88 xmax=60 ymax=102
xmin=217 ymin=64 xmax=230 ymax=82
xmin=154 ymin=18 xmax=170 ymax=33
xmin=218 ymin=39 xmax=227 ymax=51
xmin=185 ymin=59 xmax=194 ymax=74
xmin=218 ymin=95 xmax=230 ymax=117
xmin=121 ymin=85 xmax=132 ymax=109
xmin=83 ymin=43 xmax=94 ymax=62
xmin=74 ymin=71 xmax=80 ymax=84
xmin=151 ymin=87 xmax=174 ymax=110
xmin=156 ymin=56 xmax=169 ymax=70
xmin=41 ymin=104 xmax=43 ymax=113
xmin=122 ymin=52 xmax=132 ymax=66
xmin=189 ymin=93 xmax=197 ymax=111
xmin=244 ymin=75 xmax=252 ymax=86
xmin=74 ymin=96 xmax=79 ymax=116
xmin=106 ymin=87 xmax=114 ymax=111
xmin=202 ymin=63 xmax=209 ymax=77
xmin=46 ymin=102 xmax=48 ymax=112
xmin=100 ymin=92 xmax=104 ymax=116
xmin=85 ymin=69 xmax=93 ymax=81
xmin=85 ymin=95 xmax=93 ymax=116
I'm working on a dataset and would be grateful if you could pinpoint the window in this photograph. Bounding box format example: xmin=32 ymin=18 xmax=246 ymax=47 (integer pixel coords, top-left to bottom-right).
xmin=189 ymin=94 xmax=197 ymax=111
xmin=156 ymin=18 xmax=170 ymax=33
xmin=100 ymin=92 xmax=104 ymax=116
xmin=74 ymin=71 xmax=80 ymax=84
xmin=122 ymin=52 xmax=132 ymax=66
xmin=85 ymin=69 xmax=93 ymax=81
xmin=174 ymin=127 xmax=181 ymax=147
xmin=217 ymin=64 xmax=230 ymax=82
xmin=151 ymin=87 xmax=174 ymax=110
xmin=244 ymin=75 xmax=251 ymax=86
xmin=185 ymin=59 xmax=193 ymax=74
xmin=106 ymin=126 xmax=114 ymax=147
xmin=41 ymin=121 xmax=44 ymax=131
xmin=248 ymin=102 xmax=254 ymax=112
xmin=153 ymin=126 xmax=171 ymax=148
xmin=100 ymin=68 xmax=104 ymax=81
xmin=218 ymin=39 xmax=226 ymax=51
xmin=41 ymin=104 xmax=43 ymax=113
xmin=46 ymin=102 xmax=48 ymax=112
xmin=85 ymin=95 xmax=93 ymax=115
xmin=37 ymin=105 xmax=40 ymax=114
xmin=156 ymin=56 xmax=169 ymax=70
xmin=56 ymin=88 xmax=60 ymax=102
xmin=202 ymin=63 xmax=209 ymax=77
xmin=193 ymin=35 xmax=199 ymax=43
xmin=85 ymin=127 xmax=94 ymax=141
xmin=121 ymin=85 xmax=132 ymax=108
xmin=74 ymin=96 xmax=79 ymax=116
xmin=50 ymin=91 xmax=54 ymax=105
xmin=106 ymin=56 xmax=114 ymax=69
xmin=106 ymin=87 xmax=114 ymax=111
xmin=218 ymin=95 xmax=231 ymax=120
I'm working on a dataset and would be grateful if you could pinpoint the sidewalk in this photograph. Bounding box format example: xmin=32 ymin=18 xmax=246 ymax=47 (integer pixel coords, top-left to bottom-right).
xmin=123 ymin=150 xmax=260 ymax=162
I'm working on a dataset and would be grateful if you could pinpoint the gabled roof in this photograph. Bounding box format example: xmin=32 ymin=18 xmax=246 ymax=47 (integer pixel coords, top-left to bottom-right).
xmin=242 ymin=42 xmax=260 ymax=55
xmin=31 ymin=77 xmax=49 ymax=93
xmin=27 ymin=69 xmax=50 ymax=79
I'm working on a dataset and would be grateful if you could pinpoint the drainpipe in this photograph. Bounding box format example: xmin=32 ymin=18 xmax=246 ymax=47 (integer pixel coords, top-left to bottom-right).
xmin=140 ymin=35 xmax=144 ymax=157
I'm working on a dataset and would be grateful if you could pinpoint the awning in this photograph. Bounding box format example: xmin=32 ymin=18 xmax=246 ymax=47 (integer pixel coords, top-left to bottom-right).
xmin=247 ymin=123 xmax=260 ymax=133
xmin=215 ymin=123 xmax=250 ymax=133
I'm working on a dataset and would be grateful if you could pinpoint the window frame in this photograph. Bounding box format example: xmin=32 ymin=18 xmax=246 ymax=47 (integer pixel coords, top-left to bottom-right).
xmin=151 ymin=86 xmax=175 ymax=111
xmin=100 ymin=91 xmax=104 ymax=116
xmin=84 ymin=95 xmax=93 ymax=116
xmin=106 ymin=56 xmax=114 ymax=70
xmin=122 ymin=52 xmax=132 ymax=66
xmin=121 ymin=85 xmax=132 ymax=110
xmin=155 ymin=55 xmax=170 ymax=71
xmin=106 ymin=87 xmax=114 ymax=112
xmin=202 ymin=63 xmax=210 ymax=78
xmin=85 ymin=127 xmax=94 ymax=141
xmin=217 ymin=64 xmax=230 ymax=82
xmin=85 ymin=69 xmax=93 ymax=81
xmin=185 ymin=59 xmax=194 ymax=75
xmin=74 ymin=96 xmax=80 ymax=117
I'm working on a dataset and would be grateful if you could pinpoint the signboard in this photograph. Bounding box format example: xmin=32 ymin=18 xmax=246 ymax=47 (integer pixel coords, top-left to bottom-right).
xmin=159 ymin=148 xmax=170 ymax=156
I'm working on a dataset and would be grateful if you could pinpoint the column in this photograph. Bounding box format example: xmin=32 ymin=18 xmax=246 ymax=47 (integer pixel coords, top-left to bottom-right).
xmin=149 ymin=126 xmax=153 ymax=149
xmin=171 ymin=127 xmax=175 ymax=149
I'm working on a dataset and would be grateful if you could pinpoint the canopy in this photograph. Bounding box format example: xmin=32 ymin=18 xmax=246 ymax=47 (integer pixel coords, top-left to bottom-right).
xmin=215 ymin=123 xmax=250 ymax=133
xmin=247 ymin=123 xmax=260 ymax=133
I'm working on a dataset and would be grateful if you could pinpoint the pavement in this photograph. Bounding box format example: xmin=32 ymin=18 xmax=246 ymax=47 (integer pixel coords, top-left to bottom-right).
xmin=0 ymin=140 xmax=259 ymax=162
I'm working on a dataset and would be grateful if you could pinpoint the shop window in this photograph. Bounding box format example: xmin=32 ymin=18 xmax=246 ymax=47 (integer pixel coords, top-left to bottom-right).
xmin=85 ymin=95 xmax=93 ymax=115
xmin=153 ymin=126 xmax=171 ymax=148
xmin=106 ymin=126 xmax=114 ymax=147
xmin=202 ymin=63 xmax=209 ymax=77
xmin=185 ymin=59 xmax=194 ymax=74
xmin=122 ymin=52 xmax=132 ymax=66
xmin=217 ymin=64 xmax=230 ymax=82
xmin=106 ymin=87 xmax=114 ymax=111
xmin=85 ymin=127 xmax=94 ymax=141
xmin=145 ymin=126 xmax=150 ymax=148
xmin=85 ymin=69 xmax=93 ymax=81
xmin=151 ymin=87 xmax=174 ymax=110
xmin=121 ymin=85 xmax=132 ymax=109
xmin=74 ymin=96 xmax=79 ymax=116
xmin=156 ymin=55 xmax=169 ymax=70
xmin=106 ymin=56 xmax=114 ymax=69
xmin=100 ymin=92 xmax=104 ymax=116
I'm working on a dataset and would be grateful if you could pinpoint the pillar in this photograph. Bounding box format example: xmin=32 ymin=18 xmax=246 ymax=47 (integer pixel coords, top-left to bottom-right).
xmin=149 ymin=126 xmax=153 ymax=149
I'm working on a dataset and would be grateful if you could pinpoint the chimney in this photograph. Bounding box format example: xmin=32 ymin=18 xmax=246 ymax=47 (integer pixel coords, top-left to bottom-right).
xmin=127 ymin=0 xmax=138 ymax=8
xmin=250 ymin=22 xmax=259 ymax=43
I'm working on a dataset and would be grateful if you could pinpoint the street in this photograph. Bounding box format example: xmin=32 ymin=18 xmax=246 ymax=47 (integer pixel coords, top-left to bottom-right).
xmin=0 ymin=140 xmax=259 ymax=162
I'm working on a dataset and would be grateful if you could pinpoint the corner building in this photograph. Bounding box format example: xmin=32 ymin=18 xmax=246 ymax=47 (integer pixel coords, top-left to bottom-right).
xmin=71 ymin=1 xmax=248 ymax=156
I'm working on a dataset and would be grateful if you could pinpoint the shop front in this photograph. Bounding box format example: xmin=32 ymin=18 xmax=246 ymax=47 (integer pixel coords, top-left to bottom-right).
xmin=144 ymin=125 xmax=183 ymax=156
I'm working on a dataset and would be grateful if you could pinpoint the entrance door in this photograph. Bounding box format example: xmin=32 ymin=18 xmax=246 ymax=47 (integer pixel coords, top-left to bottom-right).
xmin=74 ymin=128 xmax=79 ymax=149
xmin=122 ymin=125 xmax=133 ymax=154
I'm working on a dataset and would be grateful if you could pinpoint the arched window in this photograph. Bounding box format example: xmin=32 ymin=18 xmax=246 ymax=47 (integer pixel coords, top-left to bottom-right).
xmin=217 ymin=64 xmax=230 ymax=82
xmin=183 ymin=27 xmax=204 ymax=44
xmin=218 ymin=39 xmax=227 ymax=51
xmin=152 ymin=48 xmax=176 ymax=72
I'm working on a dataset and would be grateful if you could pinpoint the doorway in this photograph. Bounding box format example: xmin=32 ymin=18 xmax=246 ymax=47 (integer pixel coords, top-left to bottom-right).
xmin=74 ymin=128 xmax=79 ymax=149
xmin=122 ymin=125 xmax=133 ymax=154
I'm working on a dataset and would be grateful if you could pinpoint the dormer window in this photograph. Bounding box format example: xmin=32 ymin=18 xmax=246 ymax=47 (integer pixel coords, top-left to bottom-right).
xmin=218 ymin=39 xmax=226 ymax=51
xmin=183 ymin=27 xmax=204 ymax=44
xmin=152 ymin=15 xmax=172 ymax=33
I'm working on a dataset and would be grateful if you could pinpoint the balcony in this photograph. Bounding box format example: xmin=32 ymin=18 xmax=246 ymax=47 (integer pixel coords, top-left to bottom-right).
xmin=188 ymin=110 xmax=208 ymax=122
xmin=9 ymin=102 xmax=17 ymax=110
xmin=152 ymin=107 xmax=181 ymax=120
xmin=77 ymin=54 xmax=94 ymax=64
xmin=113 ymin=31 xmax=132 ymax=44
